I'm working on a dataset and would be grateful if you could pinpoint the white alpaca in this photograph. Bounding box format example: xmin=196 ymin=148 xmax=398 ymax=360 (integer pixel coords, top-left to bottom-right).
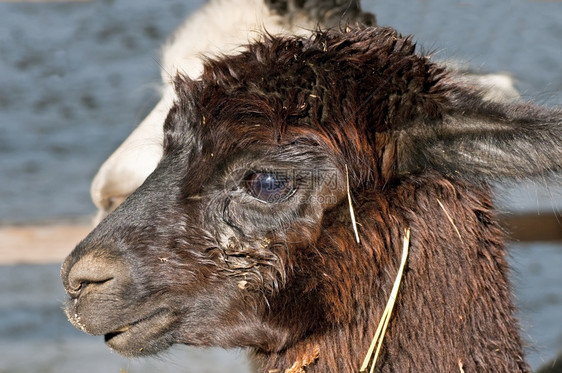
xmin=90 ymin=0 xmax=518 ymax=223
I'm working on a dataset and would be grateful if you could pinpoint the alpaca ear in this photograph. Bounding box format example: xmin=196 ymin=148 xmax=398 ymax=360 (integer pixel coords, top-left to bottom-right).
xmin=392 ymin=95 xmax=562 ymax=183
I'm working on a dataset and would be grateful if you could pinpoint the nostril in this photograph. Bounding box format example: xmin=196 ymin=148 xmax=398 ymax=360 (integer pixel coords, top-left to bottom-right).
xmin=63 ymin=253 xmax=117 ymax=298
xmin=67 ymin=281 xmax=84 ymax=298
xmin=67 ymin=278 xmax=112 ymax=299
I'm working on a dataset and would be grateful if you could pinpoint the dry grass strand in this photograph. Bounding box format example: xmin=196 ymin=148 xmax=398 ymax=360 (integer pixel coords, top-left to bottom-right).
xmin=345 ymin=164 xmax=361 ymax=244
xmin=437 ymin=198 xmax=464 ymax=242
xmin=360 ymin=227 xmax=411 ymax=372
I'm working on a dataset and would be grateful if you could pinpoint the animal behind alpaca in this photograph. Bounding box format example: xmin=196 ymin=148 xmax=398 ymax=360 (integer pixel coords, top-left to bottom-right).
xmin=62 ymin=27 xmax=561 ymax=372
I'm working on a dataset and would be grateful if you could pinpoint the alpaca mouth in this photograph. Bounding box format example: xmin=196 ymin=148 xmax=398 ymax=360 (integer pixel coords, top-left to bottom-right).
xmin=104 ymin=309 xmax=172 ymax=355
xmin=104 ymin=326 xmax=132 ymax=341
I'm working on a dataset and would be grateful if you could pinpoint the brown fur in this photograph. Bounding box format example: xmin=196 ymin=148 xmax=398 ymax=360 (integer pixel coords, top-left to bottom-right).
xmin=62 ymin=27 xmax=562 ymax=372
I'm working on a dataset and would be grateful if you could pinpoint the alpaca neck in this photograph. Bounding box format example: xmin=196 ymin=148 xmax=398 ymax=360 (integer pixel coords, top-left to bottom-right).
xmin=254 ymin=178 xmax=531 ymax=372
xmin=251 ymin=319 xmax=375 ymax=372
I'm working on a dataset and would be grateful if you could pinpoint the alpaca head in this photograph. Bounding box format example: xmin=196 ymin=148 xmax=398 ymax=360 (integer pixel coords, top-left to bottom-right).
xmin=62 ymin=27 xmax=561 ymax=364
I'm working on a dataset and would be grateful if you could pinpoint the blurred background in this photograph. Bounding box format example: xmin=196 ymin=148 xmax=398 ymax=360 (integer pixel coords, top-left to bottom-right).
xmin=0 ymin=0 xmax=560 ymax=372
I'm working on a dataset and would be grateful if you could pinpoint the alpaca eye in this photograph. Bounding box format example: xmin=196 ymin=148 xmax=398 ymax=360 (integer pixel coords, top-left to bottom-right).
xmin=244 ymin=172 xmax=295 ymax=203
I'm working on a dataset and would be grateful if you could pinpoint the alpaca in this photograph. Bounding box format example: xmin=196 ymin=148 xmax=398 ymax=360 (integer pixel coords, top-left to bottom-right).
xmin=90 ymin=0 xmax=518 ymax=224
xmin=62 ymin=27 xmax=561 ymax=372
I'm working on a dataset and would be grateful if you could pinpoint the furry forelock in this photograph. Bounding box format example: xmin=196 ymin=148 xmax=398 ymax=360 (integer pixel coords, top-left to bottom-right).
xmin=166 ymin=27 xmax=451 ymax=188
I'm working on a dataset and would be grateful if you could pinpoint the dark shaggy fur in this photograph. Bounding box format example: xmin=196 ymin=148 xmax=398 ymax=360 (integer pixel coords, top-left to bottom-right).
xmin=62 ymin=27 xmax=561 ymax=372
xmin=265 ymin=0 xmax=376 ymax=28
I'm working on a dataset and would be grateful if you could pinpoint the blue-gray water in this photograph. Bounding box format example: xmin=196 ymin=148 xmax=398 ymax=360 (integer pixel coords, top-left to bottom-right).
xmin=0 ymin=0 xmax=561 ymax=372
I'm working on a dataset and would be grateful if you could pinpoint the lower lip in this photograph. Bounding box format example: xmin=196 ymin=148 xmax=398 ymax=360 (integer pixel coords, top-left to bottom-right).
xmin=104 ymin=309 xmax=170 ymax=348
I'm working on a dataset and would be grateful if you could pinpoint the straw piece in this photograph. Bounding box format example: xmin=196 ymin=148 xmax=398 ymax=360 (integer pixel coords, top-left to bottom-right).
xmin=436 ymin=199 xmax=463 ymax=242
xmin=458 ymin=358 xmax=466 ymax=373
xmin=360 ymin=227 xmax=411 ymax=372
xmin=345 ymin=164 xmax=361 ymax=244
